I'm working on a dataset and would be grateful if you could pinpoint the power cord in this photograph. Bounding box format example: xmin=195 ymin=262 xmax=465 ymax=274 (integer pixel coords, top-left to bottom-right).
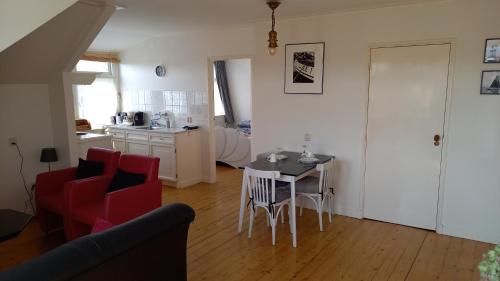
xmin=13 ymin=143 xmax=35 ymax=214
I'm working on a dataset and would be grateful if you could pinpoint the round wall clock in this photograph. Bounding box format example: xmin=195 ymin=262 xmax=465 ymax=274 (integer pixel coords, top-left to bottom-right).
xmin=155 ymin=65 xmax=166 ymax=77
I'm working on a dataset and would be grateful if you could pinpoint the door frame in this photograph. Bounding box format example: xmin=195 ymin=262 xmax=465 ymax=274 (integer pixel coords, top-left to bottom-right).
xmin=206 ymin=54 xmax=254 ymax=183
xmin=360 ymin=38 xmax=456 ymax=233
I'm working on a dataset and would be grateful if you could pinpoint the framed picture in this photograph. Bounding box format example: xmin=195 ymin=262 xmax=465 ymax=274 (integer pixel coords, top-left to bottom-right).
xmin=484 ymin=38 xmax=500 ymax=63
xmin=480 ymin=71 xmax=500 ymax=95
xmin=284 ymin=42 xmax=325 ymax=94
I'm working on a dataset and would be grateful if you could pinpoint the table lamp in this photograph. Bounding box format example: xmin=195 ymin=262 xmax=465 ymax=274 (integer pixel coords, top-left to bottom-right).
xmin=40 ymin=148 xmax=58 ymax=171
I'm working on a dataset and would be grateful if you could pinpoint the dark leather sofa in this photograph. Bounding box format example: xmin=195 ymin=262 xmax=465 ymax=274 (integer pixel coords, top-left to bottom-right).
xmin=0 ymin=203 xmax=195 ymax=281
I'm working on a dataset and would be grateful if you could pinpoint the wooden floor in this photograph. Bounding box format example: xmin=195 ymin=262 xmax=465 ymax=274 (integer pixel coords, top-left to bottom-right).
xmin=0 ymin=165 xmax=493 ymax=280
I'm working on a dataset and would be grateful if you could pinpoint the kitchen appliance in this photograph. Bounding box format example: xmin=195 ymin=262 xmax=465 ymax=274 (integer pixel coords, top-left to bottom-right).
xmin=133 ymin=112 xmax=145 ymax=126
xmin=116 ymin=112 xmax=128 ymax=124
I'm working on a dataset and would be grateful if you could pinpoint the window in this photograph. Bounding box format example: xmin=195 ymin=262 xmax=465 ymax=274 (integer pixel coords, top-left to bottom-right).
xmin=213 ymin=66 xmax=225 ymax=116
xmin=75 ymin=60 xmax=110 ymax=73
xmin=74 ymin=60 xmax=118 ymax=129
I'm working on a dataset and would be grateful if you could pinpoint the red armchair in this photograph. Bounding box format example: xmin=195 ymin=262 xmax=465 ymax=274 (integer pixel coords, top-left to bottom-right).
xmin=64 ymin=154 xmax=162 ymax=240
xmin=35 ymin=148 xmax=120 ymax=233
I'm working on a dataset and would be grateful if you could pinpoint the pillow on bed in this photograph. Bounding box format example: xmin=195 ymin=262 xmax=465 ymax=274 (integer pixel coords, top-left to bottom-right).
xmin=238 ymin=120 xmax=251 ymax=128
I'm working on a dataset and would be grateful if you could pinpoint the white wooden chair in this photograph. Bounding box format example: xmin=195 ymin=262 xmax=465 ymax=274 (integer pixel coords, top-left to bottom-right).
xmin=245 ymin=167 xmax=292 ymax=245
xmin=297 ymin=159 xmax=335 ymax=231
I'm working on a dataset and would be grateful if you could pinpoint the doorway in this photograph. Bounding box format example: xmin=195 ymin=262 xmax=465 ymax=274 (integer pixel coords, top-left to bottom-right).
xmin=207 ymin=56 xmax=252 ymax=183
xmin=364 ymin=44 xmax=452 ymax=230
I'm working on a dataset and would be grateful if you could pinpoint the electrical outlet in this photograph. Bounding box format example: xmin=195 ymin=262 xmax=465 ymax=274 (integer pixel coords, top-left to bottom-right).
xmin=8 ymin=137 xmax=17 ymax=145
xmin=304 ymin=133 xmax=311 ymax=142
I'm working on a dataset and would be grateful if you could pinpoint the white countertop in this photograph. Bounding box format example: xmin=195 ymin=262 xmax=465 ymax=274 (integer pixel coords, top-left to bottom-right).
xmin=106 ymin=125 xmax=196 ymax=134
xmin=76 ymin=132 xmax=112 ymax=143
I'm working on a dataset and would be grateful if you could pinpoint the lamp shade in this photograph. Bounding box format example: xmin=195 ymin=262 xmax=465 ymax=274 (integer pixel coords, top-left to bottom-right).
xmin=40 ymin=148 xmax=58 ymax=163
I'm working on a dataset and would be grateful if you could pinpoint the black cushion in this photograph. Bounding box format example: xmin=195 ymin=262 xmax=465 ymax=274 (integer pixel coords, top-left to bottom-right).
xmin=75 ymin=158 xmax=105 ymax=180
xmin=107 ymin=168 xmax=146 ymax=193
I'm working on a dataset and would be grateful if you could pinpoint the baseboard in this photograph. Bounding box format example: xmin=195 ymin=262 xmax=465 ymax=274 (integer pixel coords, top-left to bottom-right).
xmin=298 ymin=199 xmax=363 ymax=219
xmin=202 ymin=177 xmax=216 ymax=184
xmin=160 ymin=179 xmax=176 ymax=188
xmin=161 ymin=178 xmax=203 ymax=189
xmin=176 ymin=178 xmax=203 ymax=189
xmin=441 ymin=224 xmax=500 ymax=245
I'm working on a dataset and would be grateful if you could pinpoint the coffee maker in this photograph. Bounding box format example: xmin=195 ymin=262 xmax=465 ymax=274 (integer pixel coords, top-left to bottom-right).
xmin=133 ymin=112 xmax=145 ymax=126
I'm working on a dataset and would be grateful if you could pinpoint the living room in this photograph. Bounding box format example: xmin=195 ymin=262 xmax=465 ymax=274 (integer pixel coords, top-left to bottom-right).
xmin=0 ymin=0 xmax=499 ymax=280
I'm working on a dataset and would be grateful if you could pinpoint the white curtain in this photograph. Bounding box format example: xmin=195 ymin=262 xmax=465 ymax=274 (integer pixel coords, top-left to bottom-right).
xmin=75 ymin=77 xmax=118 ymax=129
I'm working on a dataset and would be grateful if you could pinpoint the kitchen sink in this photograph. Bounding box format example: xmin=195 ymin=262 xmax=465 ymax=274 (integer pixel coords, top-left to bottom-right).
xmin=135 ymin=127 xmax=165 ymax=130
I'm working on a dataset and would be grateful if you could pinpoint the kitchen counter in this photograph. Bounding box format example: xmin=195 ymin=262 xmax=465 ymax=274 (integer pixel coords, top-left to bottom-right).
xmin=105 ymin=125 xmax=195 ymax=134
xmin=106 ymin=125 xmax=202 ymax=187
xmin=76 ymin=132 xmax=112 ymax=143
xmin=76 ymin=132 xmax=113 ymax=159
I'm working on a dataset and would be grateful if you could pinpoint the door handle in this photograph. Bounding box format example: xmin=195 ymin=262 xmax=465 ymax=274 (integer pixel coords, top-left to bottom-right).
xmin=434 ymin=135 xmax=441 ymax=146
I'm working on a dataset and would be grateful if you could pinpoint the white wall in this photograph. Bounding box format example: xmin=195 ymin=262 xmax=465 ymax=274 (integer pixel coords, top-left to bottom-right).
xmin=117 ymin=0 xmax=500 ymax=244
xmin=252 ymin=0 xmax=500 ymax=244
xmin=0 ymin=0 xmax=115 ymax=212
xmin=0 ymin=85 xmax=54 ymax=213
xmin=225 ymin=58 xmax=251 ymax=124
xmin=0 ymin=0 xmax=115 ymax=169
xmin=0 ymin=0 xmax=77 ymax=52
xmin=119 ymin=27 xmax=255 ymax=180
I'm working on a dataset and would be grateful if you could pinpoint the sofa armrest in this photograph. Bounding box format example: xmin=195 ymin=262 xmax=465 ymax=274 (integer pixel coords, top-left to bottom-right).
xmin=64 ymin=176 xmax=113 ymax=209
xmin=104 ymin=180 xmax=162 ymax=224
xmin=35 ymin=168 xmax=77 ymax=196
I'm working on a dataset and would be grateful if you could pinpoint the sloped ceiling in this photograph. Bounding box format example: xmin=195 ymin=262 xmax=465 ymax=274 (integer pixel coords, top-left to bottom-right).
xmin=0 ymin=0 xmax=115 ymax=84
xmin=90 ymin=0 xmax=443 ymax=51
xmin=0 ymin=0 xmax=78 ymax=53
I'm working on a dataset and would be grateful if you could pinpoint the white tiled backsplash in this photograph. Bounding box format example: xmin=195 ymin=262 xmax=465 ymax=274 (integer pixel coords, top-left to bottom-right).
xmin=121 ymin=89 xmax=209 ymax=128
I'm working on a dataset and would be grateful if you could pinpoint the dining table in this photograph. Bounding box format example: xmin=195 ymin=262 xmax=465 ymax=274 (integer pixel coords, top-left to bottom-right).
xmin=238 ymin=151 xmax=335 ymax=247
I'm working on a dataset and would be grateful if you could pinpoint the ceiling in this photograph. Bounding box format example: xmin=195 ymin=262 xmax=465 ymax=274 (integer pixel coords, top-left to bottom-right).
xmin=89 ymin=0 xmax=441 ymax=51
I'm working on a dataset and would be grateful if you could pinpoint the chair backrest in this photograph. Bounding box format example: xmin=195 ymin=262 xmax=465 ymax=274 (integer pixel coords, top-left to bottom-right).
xmin=0 ymin=203 xmax=195 ymax=281
xmin=118 ymin=154 xmax=160 ymax=182
xmin=316 ymin=158 xmax=334 ymax=194
xmin=244 ymin=167 xmax=280 ymax=206
xmin=86 ymin=148 xmax=121 ymax=176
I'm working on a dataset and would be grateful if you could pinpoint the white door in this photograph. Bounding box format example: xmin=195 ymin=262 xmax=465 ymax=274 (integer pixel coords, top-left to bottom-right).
xmin=127 ymin=141 xmax=149 ymax=156
xmin=151 ymin=144 xmax=176 ymax=180
xmin=364 ymin=44 xmax=451 ymax=230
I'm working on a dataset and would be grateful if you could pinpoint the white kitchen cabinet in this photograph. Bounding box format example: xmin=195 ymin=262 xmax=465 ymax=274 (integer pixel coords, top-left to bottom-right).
xmin=126 ymin=132 xmax=148 ymax=142
xmin=108 ymin=130 xmax=125 ymax=139
xmin=106 ymin=127 xmax=202 ymax=188
xmin=112 ymin=139 xmax=126 ymax=152
xmin=151 ymin=144 xmax=176 ymax=180
xmin=127 ymin=141 xmax=149 ymax=156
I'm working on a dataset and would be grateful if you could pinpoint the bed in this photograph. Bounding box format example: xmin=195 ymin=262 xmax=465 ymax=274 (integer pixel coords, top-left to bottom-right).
xmin=215 ymin=122 xmax=251 ymax=168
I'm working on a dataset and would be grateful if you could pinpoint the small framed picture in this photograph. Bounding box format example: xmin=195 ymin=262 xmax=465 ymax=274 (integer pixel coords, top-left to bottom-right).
xmin=284 ymin=42 xmax=325 ymax=94
xmin=480 ymin=71 xmax=500 ymax=95
xmin=484 ymin=38 xmax=500 ymax=63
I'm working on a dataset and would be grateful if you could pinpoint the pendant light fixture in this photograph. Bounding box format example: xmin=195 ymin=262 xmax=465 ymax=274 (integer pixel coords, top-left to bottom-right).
xmin=267 ymin=0 xmax=281 ymax=56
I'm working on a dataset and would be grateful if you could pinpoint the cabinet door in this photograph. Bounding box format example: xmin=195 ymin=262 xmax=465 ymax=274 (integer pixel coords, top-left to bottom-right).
xmin=127 ymin=141 xmax=149 ymax=156
xmin=112 ymin=139 xmax=126 ymax=152
xmin=151 ymin=144 xmax=176 ymax=180
xmin=108 ymin=130 xmax=125 ymax=139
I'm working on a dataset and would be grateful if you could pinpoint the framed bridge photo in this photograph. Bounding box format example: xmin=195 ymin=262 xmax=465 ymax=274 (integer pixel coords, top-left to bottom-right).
xmin=284 ymin=42 xmax=325 ymax=94
xmin=481 ymin=70 xmax=500 ymax=95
